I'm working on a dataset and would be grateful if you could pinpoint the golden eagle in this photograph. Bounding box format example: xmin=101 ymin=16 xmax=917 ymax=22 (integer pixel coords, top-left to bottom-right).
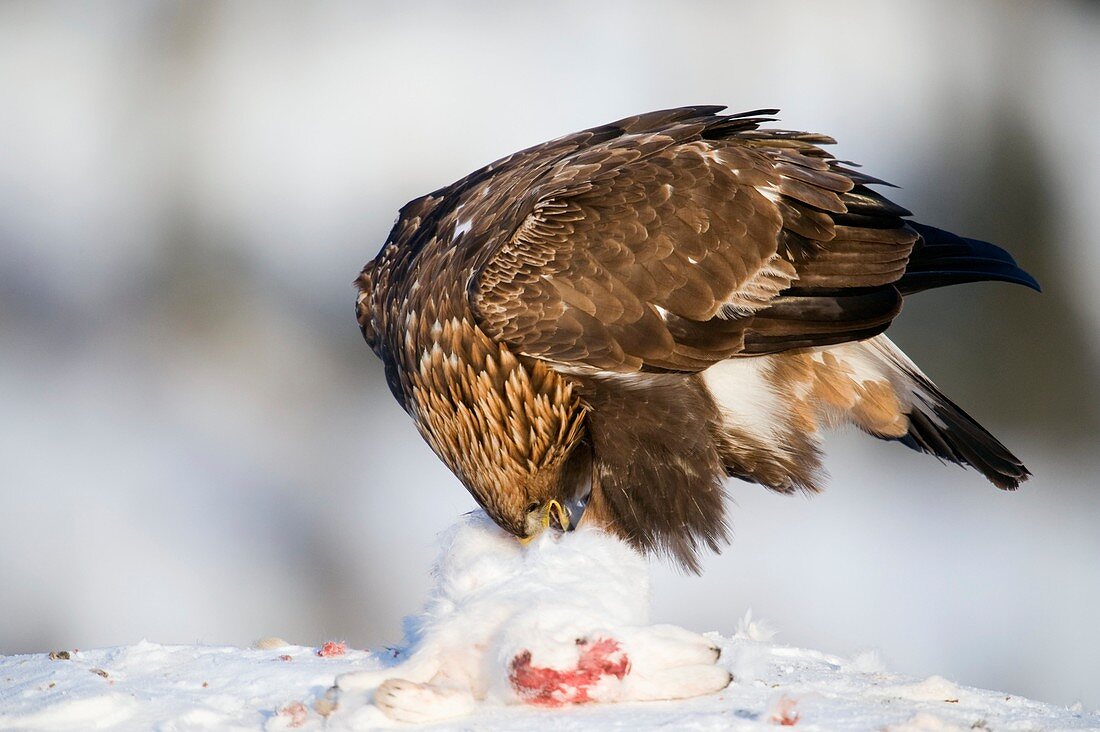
xmin=356 ymin=107 xmax=1038 ymax=571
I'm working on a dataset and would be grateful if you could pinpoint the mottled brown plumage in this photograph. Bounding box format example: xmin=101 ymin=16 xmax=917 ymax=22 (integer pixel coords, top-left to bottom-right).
xmin=356 ymin=106 xmax=1038 ymax=571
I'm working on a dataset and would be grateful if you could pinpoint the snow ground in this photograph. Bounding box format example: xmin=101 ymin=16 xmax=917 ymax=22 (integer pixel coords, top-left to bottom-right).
xmin=2 ymin=515 xmax=1096 ymax=730
xmin=1 ymin=637 xmax=1096 ymax=731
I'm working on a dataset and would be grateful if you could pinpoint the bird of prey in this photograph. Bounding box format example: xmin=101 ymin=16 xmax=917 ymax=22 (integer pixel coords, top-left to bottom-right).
xmin=355 ymin=106 xmax=1038 ymax=571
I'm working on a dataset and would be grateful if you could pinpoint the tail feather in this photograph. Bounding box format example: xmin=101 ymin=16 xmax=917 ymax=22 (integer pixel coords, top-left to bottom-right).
xmin=706 ymin=335 xmax=1030 ymax=496
xmin=899 ymin=222 xmax=1041 ymax=295
xmin=896 ymin=376 xmax=1030 ymax=490
xmin=865 ymin=337 xmax=1031 ymax=490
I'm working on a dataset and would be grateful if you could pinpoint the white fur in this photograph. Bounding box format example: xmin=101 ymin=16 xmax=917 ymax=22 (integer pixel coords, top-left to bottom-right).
xmin=332 ymin=513 xmax=729 ymax=723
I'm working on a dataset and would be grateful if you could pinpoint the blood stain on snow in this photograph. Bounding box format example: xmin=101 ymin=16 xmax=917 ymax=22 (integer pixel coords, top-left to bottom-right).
xmin=278 ymin=654 xmax=293 ymax=662
xmin=317 ymin=641 xmax=347 ymax=658
xmin=769 ymin=694 xmax=800 ymax=726
xmin=509 ymin=637 xmax=630 ymax=707
xmin=278 ymin=701 xmax=309 ymax=728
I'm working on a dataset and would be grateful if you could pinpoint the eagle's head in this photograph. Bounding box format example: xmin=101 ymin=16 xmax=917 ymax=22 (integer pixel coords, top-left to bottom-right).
xmin=407 ymin=336 xmax=593 ymax=543
xmin=358 ymin=253 xmax=593 ymax=542
xmin=512 ymin=437 xmax=593 ymax=543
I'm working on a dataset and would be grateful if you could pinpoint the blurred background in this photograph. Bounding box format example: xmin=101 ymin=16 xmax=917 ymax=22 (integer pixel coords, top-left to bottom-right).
xmin=2 ymin=0 xmax=1098 ymax=709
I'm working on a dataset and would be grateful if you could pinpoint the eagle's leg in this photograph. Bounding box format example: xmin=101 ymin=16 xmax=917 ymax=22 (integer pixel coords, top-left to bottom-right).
xmin=578 ymin=373 xmax=730 ymax=572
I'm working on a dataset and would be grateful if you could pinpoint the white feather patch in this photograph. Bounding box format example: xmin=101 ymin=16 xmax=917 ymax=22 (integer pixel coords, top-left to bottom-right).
xmin=702 ymin=357 xmax=787 ymax=446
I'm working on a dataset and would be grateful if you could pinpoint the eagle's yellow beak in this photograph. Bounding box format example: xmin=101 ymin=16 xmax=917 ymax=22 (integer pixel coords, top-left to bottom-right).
xmin=519 ymin=499 xmax=569 ymax=545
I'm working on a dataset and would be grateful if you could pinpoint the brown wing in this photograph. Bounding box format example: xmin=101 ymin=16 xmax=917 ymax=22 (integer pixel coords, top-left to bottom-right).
xmin=470 ymin=108 xmax=917 ymax=373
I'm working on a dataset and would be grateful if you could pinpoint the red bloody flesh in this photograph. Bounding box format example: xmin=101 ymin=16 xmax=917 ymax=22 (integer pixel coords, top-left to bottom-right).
xmin=508 ymin=638 xmax=631 ymax=707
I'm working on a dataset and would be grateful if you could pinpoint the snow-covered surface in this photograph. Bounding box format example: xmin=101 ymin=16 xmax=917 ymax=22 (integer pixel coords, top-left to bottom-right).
xmin=3 ymin=636 xmax=1097 ymax=731
xmin=1 ymin=514 xmax=1096 ymax=730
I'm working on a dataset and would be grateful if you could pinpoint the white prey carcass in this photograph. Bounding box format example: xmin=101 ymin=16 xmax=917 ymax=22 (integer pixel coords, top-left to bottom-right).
xmin=332 ymin=512 xmax=731 ymax=724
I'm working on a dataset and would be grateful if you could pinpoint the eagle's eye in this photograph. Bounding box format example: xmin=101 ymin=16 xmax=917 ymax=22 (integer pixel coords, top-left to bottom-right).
xmin=525 ymin=501 xmax=539 ymax=513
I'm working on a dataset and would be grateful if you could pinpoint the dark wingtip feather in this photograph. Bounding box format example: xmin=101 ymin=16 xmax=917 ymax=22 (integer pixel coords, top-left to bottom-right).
xmin=727 ymin=107 xmax=781 ymax=117
xmin=901 ymin=222 xmax=1042 ymax=295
